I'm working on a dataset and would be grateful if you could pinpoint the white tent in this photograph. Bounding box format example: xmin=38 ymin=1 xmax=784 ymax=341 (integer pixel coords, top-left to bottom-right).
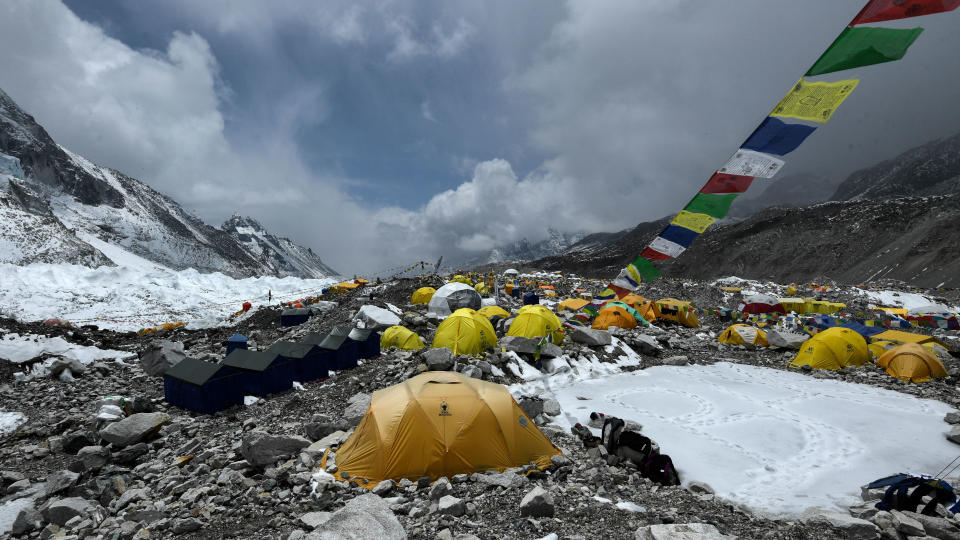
xmin=503 ymin=268 xmax=519 ymax=277
xmin=427 ymin=282 xmax=482 ymax=318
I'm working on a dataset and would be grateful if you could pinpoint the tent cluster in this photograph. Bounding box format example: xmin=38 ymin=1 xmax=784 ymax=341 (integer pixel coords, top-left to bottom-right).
xmin=713 ymin=320 xmax=951 ymax=384
xmin=163 ymin=325 xmax=380 ymax=414
xmin=137 ymin=321 xmax=186 ymax=335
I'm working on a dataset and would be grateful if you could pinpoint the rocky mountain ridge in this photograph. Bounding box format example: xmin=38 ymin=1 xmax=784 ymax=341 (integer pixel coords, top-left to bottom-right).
xmin=0 ymin=88 xmax=337 ymax=278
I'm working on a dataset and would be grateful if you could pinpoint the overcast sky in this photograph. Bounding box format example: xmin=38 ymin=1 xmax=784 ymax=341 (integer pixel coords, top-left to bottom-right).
xmin=0 ymin=1 xmax=958 ymax=274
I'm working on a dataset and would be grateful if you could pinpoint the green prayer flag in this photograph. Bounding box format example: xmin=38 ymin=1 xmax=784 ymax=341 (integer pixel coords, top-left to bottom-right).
xmin=630 ymin=256 xmax=661 ymax=282
xmin=683 ymin=193 xmax=739 ymax=219
xmin=806 ymin=26 xmax=923 ymax=76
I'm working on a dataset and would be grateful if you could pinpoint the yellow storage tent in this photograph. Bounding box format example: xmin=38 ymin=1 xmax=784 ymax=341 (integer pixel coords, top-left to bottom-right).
xmin=870 ymin=306 xmax=909 ymax=317
xmin=872 ymin=329 xmax=946 ymax=348
xmin=332 ymin=371 xmax=561 ymax=488
xmin=654 ymin=298 xmax=700 ymax=328
xmin=718 ymin=324 xmax=769 ymax=347
xmin=876 ymin=343 xmax=947 ymax=383
xmin=507 ymin=305 xmax=565 ymax=344
xmin=432 ymin=309 xmax=497 ymax=355
xmin=557 ymin=298 xmax=589 ymax=312
xmin=380 ymin=326 xmax=425 ymax=350
xmin=477 ymin=305 xmax=510 ymax=320
xmin=592 ymin=305 xmax=637 ymax=330
xmin=788 ymin=327 xmax=869 ymax=371
xmin=411 ymin=287 xmax=436 ymax=305
xmin=474 ymin=282 xmax=489 ymax=295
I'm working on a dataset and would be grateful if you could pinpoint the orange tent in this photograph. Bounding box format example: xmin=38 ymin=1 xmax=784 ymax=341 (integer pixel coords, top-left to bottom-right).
xmin=592 ymin=306 xmax=638 ymax=330
xmin=876 ymin=343 xmax=948 ymax=383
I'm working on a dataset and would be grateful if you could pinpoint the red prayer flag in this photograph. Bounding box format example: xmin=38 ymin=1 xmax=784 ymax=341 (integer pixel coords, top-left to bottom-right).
xmin=640 ymin=247 xmax=671 ymax=261
xmin=699 ymin=172 xmax=754 ymax=194
xmin=851 ymin=0 xmax=960 ymax=25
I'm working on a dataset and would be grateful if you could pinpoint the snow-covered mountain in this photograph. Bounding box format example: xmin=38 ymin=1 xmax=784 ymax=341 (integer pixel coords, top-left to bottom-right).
xmin=0 ymin=88 xmax=337 ymax=278
xmin=463 ymin=228 xmax=587 ymax=266
xmin=221 ymin=215 xmax=338 ymax=278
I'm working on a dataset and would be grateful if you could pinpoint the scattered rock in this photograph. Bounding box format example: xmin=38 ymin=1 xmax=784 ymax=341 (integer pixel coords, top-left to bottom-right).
xmin=299 ymin=511 xmax=332 ymax=530
xmin=344 ymin=393 xmax=371 ymax=426
xmin=423 ymin=348 xmax=455 ymax=371
xmin=240 ymin=431 xmax=311 ymax=467
xmin=519 ymin=486 xmax=554 ymax=518
xmin=99 ymin=412 xmax=169 ymax=447
xmin=570 ymin=327 xmax=612 ymax=347
xmin=139 ymin=340 xmax=186 ymax=377
xmin=42 ymin=497 xmax=96 ymax=526
xmin=306 ymin=493 xmax=405 ymax=540
xmin=437 ymin=495 xmax=466 ymax=517
xmin=634 ymin=522 xmax=734 ymax=539
xmin=802 ymin=508 xmax=879 ymax=540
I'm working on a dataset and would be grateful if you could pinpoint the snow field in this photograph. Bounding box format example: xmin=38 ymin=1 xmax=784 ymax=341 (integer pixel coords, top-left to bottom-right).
xmin=0 ymin=262 xmax=336 ymax=331
xmin=547 ymin=362 xmax=958 ymax=516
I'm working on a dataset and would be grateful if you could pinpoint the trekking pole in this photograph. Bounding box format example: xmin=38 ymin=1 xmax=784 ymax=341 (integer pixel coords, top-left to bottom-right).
xmin=934 ymin=454 xmax=960 ymax=479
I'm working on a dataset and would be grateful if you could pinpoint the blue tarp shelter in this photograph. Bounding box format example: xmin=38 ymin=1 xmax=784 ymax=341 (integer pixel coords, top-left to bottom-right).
xmin=163 ymin=357 xmax=244 ymax=414
xmin=840 ymin=321 xmax=886 ymax=339
xmin=222 ymin=349 xmax=294 ymax=396
xmin=224 ymin=334 xmax=249 ymax=356
xmin=348 ymin=328 xmax=380 ymax=359
xmin=280 ymin=308 xmax=311 ymax=327
xmin=315 ymin=326 xmax=359 ymax=370
xmin=267 ymin=340 xmax=329 ymax=382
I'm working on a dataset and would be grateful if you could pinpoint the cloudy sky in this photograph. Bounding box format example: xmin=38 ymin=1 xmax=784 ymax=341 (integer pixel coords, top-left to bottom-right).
xmin=0 ymin=1 xmax=958 ymax=275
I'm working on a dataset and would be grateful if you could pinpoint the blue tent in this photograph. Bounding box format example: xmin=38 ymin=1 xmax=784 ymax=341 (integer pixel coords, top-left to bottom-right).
xmin=840 ymin=321 xmax=885 ymax=339
xmin=523 ymin=292 xmax=539 ymax=306
xmin=348 ymin=328 xmax=380 ymax=359
xmin=280 ymin=308 xmax=311 ymax=327
xmin=163 ymin=357 xmax=244 ymax=414
xmin=302 ymin=332 xmax=337 ymax=371
xmin=267 ymin=341 xmax=329 ymax=382
xmin=316 ymin=326 xmax=359 ymax=370
xmin=224 ymin=334 xmax=249 ymax=356
xmin=222 ymin=349 xmax=295 ymax=396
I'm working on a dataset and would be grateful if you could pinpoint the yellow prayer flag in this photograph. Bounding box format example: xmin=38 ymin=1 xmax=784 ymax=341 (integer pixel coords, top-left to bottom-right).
xmin=670 ymin=210 xmax=715 ymax=233
xmin=771 ymin=78 xmax=859 ymax=123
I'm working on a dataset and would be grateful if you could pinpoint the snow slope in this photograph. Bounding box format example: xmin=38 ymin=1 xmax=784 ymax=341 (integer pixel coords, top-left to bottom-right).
xmin=549 ymin=362 xmax=957 ymax=517
xmin=0 ymin=262 xmax=336 ymax=331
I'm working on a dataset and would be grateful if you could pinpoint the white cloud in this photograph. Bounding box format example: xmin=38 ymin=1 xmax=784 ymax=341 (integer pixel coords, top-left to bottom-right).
xmin=420 ymin=100 xmax=438 ymax=123
xmin=387 ymin=16 xmax=475 ymax=62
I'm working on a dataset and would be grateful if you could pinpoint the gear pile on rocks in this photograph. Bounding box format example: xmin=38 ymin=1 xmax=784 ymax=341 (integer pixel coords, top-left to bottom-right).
xmin=1 ymin=274 xmax=959 ymax=539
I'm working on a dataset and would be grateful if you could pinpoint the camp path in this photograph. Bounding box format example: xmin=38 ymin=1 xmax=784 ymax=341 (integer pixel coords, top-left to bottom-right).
xmin=548 ymin=361 xmax=959 ymax=516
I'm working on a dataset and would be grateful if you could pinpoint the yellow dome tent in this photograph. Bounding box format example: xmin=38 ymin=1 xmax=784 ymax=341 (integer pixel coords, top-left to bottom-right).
xmin=332 ymin=371 xmax=561 ymax=488
xmin=592 ymin=305 xmax=638 ymax=330
xmin=718 ymin=324 xmax=769 ymax=347
xmin=618 ymin=293 xmax=646 ymax=307
xmin=432 ymin=308 xmax=497 ymax=355
xmin=380 ymin=326 xmax=425 ymax=350
xmin=507 ymin=305 xmax=565 ymax=344
xmin=474 ymin=282 xmax=489 ymax=295
xmin=654 ymin=298 xmax=700 ymax=328
xmin=788 ymin=327 xmax=869 ymax=371
xmin=477 ymin=305 xmax=510 ymax=320
xmin=876 ymin=343 xmax=947 ymax=383
xmin=411 ymin=287 xmax=436 ymax=305
xmin=450 ymin=275 xmax=473 ymax=286
xmin=557 ymin=298 xmax=589 ymax=312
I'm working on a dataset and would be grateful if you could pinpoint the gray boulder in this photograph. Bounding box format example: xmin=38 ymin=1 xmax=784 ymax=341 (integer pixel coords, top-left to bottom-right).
xmin=437 ymin=495 xmax=465 ymax=517
xmin=632 ymin=335 xmax=662 ymax=356
xmin=661 ymin=355 xmax=689 ymax=366
xmin=542 ymin=399 xmax=561 ymax=417
xmin=138 ymin=340 xmax=186 ymax=377
xmin=44 ymin=470 xmax=80 ymax=497
xmin=240 ymin=431 xmax=311 ymax=467
xmin=500 ymin=336 xmax=562 ymax=358
xmin=300 ymin=511 xmax=332 ymax=530
xmin=519 ymin=486 xmax=554 ymax=517
xmin=76 ymin=445 xmax=111 ymax=471
xmin=423 ymin=348 xmax=454 ymax=371
xmin=473 ymin=471 xmax=526 ymax=489
xmin=49 ymin=357 xmax=86 ymax=379
xmin=570 ymin=327 xmax=612 ymax=347
xmin=460 ymin=365 xmax=483 ymax=379
xmin=12 ymin=507 xmax=42 ymax=535
xmin=306 ymin=493 xmax=406 ymax=540
xmin=344 ymin=393 xmax=371 ymax=426
xmin=802 ymin=508 xmax=879 ymax=540
xmin=99 ymin=413 xmax=169 ymax=448
xmin=428 ymin=477 xmax=452 ymax=501
xmin=634 ymin=523 xmax=734 ymax=539
xmin=41 ymin=497 xmax=95 ymax=526
xmin=890 ymin=510 xmax=925 ymax=536
xmin=948 ymin=426 xmax=960 ymax=445
xmin=903 ymin=511 xmax=960 ymax=540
